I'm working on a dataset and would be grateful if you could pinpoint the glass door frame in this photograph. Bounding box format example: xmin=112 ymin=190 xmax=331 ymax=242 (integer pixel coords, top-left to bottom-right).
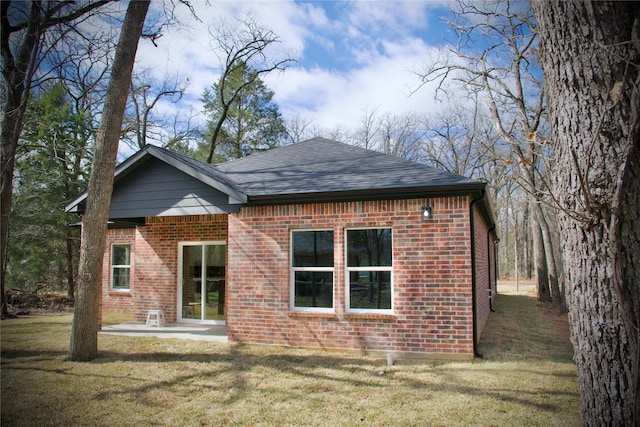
xmin=177 ymin=241 xmax=226 ymax=325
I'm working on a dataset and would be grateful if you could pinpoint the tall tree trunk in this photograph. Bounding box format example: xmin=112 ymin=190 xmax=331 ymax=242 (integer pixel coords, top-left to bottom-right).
xmin=68 ymin=0 xmax=149 ymax=361
xmin=522 ymin=201 xmax=531 ymax=279
xmin=516 ymin=158 xmax=554 ymax=301
xmin=532 ymin=1 xmax=640 ymax=424
xmin=537 ymin=206 xmax=565 ymax=312
xmin=530 ymin=200 xmax=551 ymax=302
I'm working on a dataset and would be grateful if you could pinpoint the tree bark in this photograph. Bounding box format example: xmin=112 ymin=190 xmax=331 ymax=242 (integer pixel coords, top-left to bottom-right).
xmin=537 ymin=206 xmax=565 ymax=312
xmin=532 ymin=1 xmax=640 ymax=424
xmin=68 ymin=0 xmax=149 ymax=361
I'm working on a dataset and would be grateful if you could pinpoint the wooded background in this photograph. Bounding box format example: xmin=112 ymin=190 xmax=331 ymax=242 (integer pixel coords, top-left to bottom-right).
xmin=2 ymin=0 xmax=552 ymax=301
xmin=3 ymin=0 xmax=638 ymax=422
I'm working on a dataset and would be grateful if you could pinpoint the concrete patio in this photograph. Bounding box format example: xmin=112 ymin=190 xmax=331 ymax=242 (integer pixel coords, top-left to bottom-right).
xmin=99 ymin=323 xmax=228 ymax=342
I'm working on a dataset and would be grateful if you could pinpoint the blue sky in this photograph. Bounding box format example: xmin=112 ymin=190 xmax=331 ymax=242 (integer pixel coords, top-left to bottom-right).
xmin=133 ymin=0 xmax=456 ymax=143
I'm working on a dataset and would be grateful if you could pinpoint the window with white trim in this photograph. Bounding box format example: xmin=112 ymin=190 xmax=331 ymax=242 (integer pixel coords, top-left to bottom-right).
xmin=291 ymin=230 xmax=334 ymax=311
xmin=111 ymin=244 xmax=131 ymax=290
xmin=346 ymin=228 xmax=393 ymax=312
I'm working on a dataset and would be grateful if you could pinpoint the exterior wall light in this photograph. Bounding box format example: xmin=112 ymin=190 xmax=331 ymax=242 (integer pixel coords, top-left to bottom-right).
xmin=421 ymin=206 xmax=433 ymax=221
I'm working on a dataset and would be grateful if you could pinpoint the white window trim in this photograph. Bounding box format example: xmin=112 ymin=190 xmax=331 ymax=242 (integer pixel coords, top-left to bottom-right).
xmin=290 ymin=229 xmax=335 ymax=313
xmin=344 ymin=227 xmax=394 ymax=314
xmin=110 ymin=243 xmax=131 ymax=291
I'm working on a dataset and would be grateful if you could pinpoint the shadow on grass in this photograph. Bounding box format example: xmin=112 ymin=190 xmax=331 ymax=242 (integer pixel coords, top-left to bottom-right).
xmin=1 ymin=291 xmax=580 ymax=426
xmin=0 ymin=349 xmax=68 ymax=359
xmin=477 ymin=293 xmax=574 ymax=363
xmin=82 ymin=344 xmax=578 ymax=415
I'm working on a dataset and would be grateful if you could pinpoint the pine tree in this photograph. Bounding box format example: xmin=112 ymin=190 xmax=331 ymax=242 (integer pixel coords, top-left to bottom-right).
xmin=200 ymin=62 xmax=287 ymax=163
xmin=8 ymin=84 xmax=92 ymax=298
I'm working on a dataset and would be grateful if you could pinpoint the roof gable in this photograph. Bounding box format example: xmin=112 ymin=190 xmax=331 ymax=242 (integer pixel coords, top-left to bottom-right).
xmin=122 ymin=145 xmax=247 ymax=203
xmin=108 ymin=157 xmax=242 ymax=218
xmin=64 ymin=145 xmax=247 ymax=214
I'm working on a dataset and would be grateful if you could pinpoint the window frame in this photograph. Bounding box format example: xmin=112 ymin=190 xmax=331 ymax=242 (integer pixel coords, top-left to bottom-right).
xmin=344 ymin=227 xmax=393 ymax=313
xmin=110 ymin=243 xmax=132 ymax=291
xmin=177 ymin=240 xmax=227 ymax=324
xmin=290 ymin=229 xmax=335 ymax=313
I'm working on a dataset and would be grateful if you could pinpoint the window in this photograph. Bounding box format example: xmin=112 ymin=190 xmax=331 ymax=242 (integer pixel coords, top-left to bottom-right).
xmin=346 ymin=228 xmax=393 ymax=311
xmin=111 ymin=244 xmax=131 ymax=290
xmin=291 ymin=230 xmax=334 ymax=311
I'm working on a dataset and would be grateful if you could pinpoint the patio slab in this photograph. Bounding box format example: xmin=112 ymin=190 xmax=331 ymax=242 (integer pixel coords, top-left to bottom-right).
xmin=99 ymin=323 xmax=228 ymax=342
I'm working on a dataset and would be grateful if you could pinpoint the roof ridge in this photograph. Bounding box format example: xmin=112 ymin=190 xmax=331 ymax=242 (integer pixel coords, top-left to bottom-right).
xmin=214 ymin=137 xmax=327 ymax=168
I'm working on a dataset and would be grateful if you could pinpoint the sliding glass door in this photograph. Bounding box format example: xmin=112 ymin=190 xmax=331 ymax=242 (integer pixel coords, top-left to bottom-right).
xmin=179 ymin=242 xmax=226 ymax=324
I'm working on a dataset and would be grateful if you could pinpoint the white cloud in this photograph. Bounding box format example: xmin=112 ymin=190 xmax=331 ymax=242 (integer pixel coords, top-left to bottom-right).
xmin=265 ymin=36 xmax=447 ymax=132
xmin=131 ymin=0 xmax=454 ymax=142
xmin=346 ymin=1 xmax=431 ymax=34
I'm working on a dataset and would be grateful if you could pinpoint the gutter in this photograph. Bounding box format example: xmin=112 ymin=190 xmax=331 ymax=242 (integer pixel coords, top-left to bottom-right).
xmin=494 ymin=237 xmax=501 ymax=294
xmin=470 ymin=190 xmax=486 ymax=359
xmin=246 ymin=183 xmax=487 ymax=206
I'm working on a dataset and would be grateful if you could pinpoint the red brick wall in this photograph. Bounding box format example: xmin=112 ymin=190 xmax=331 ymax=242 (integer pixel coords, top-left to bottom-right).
xmin=227 ymin=197 xmax=477 ymax=359
xmin=101 ymin=197 xmax=496 ymax=360
xmin=472 ymin=205 xmax=494 ymax=339
xmin=102 ymin=215 xmax=227 ymax=322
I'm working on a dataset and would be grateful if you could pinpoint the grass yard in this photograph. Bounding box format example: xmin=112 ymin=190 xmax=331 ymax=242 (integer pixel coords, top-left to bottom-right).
xmin=1 ymin=284 xmax=581 ymax=426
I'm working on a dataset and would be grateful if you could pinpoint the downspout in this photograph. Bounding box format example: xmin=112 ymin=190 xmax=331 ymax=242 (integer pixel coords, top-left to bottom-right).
xmin=493 ymin=238 xmax=500 ymax=294
xmin=470 ymin=191 xmax=486 ymax=359
xmin=487 ymin=226 xmax=496 ymax=313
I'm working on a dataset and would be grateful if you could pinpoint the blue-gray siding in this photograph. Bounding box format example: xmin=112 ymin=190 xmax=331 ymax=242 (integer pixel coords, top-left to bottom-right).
xmin=109 ymin=158 xmax=240 ymax=218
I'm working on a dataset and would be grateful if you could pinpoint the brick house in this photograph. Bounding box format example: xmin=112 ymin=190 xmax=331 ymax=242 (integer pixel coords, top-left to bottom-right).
xmin=66 ymin=137 xmax=498 ymax=360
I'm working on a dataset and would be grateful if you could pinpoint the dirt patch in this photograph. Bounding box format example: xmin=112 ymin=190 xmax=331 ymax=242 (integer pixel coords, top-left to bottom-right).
xmin=538 ymin=301 xmax=573 ymax=350
xmin=5 ymin=289 xmax=74 ymax=316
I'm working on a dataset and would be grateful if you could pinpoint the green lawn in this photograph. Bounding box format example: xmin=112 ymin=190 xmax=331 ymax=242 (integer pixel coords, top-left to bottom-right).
xmin=1 ymin=286 xmax=581 ymax=426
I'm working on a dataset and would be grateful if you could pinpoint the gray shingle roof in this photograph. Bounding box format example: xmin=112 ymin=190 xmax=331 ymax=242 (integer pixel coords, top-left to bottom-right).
xmin=215 ymin=137 xmax=484 ymax=201
xmin=65 ymin=137 xmax=487 ymax=213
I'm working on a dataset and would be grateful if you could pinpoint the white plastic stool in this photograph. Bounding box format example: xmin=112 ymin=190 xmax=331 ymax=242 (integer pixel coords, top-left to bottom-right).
xmin=146 ymin=309 xmax=166 ymax=327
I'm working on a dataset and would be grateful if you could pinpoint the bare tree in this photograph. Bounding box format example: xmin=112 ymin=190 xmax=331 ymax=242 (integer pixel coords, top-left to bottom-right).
xmin=532 ymin=1 xmax=639 ymax=424
xmin=493 ymin=178 xmax=526 ymax=280
xmin=351 ymin=109 xmax=426 ymax=161
xmin=69 ymin=0 xmax=149 ymax=361
xmin=1 ymin=0 xmax=117 ymax=318
xmin=205 ymin=15 xmax=295 ymax=164
xmin=325 ymin=125 xmax=352 ymax=144
xmin=378 ymin=112 xmax=425 ymax=161
xmin=420 ymin=97 xmax=502 ymax=179
xmin=417 ymin=0 xmax=562 ymax=307
xmin=124 ymin=69 xmax=189 ymax=149
xmin=284 ymin=115 xmax=315 ymax=144
xmin=419 ymin=96 xmax=528 ymax=286
xmin=163 ymin=107 xmax=202 ymax=154
xmin=352 ymin=106 xmax=381 ymax=150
